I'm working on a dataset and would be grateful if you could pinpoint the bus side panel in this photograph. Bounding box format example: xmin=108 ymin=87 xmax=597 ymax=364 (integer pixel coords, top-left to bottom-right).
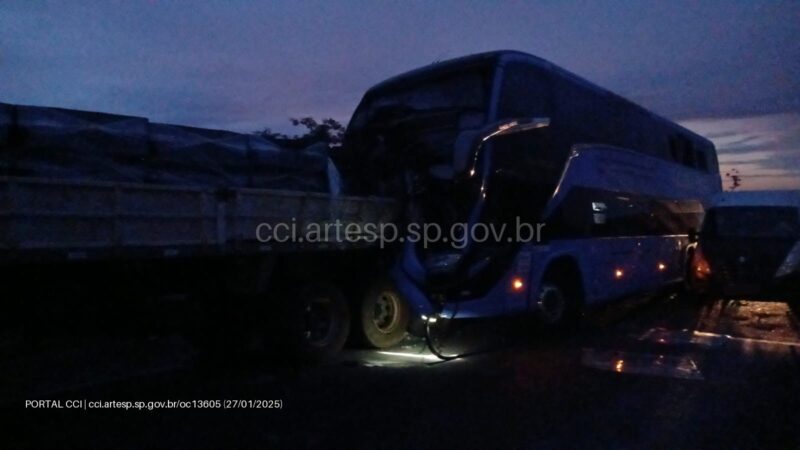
xmin=522 ymin=234 xmax=687 ymax=311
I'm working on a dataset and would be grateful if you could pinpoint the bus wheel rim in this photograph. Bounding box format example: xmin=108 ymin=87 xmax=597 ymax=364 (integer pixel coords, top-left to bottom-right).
xmin=538 ymin=285 xmax=566 ymax=323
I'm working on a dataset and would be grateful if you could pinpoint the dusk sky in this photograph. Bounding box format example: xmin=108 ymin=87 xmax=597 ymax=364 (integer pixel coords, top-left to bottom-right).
xmin=2 ymin=0 xmax=799 ymax=189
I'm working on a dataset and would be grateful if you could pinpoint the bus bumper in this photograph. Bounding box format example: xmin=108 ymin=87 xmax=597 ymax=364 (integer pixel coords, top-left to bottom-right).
xmin=390 ymin=265 xmax=436 ymax=317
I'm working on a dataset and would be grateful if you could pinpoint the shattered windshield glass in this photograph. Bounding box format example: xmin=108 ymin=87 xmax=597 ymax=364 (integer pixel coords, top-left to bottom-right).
xmin=371 ymin=74 xmax=485 ymax=112
xmin=351 ymin=70 xmax=490 ymax=129
xmin=346 ymin=68 xmax=493 ymax=183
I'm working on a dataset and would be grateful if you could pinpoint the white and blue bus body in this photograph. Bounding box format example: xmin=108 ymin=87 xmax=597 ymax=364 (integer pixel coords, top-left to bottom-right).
xmin=395 ymin=144 xmax=720 ymax=319
xmin=344 ymin=50 xmax=722 ymax=324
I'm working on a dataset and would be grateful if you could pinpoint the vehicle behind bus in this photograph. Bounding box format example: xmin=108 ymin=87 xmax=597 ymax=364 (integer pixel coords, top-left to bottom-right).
xmin=690 ymin=191 xmax=800 ymax=301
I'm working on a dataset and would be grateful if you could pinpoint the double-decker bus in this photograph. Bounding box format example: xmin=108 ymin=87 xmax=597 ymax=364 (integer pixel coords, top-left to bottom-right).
xmin=343 ymin=50 xmax=721 ymax=328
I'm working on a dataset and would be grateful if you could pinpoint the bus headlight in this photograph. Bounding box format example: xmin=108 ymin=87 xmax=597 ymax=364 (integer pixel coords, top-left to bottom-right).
xmin=775 ymin=241 xmax=800 ymax=278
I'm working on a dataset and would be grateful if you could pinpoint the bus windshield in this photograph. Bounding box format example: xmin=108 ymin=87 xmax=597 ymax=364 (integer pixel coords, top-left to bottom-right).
xmin=345 ymin=68 xmax=493 ymax=189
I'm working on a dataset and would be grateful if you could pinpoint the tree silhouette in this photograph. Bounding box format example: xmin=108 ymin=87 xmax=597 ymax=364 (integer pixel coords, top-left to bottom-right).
xmin=724 ymin=168 xmax=742 ymax=191
xmin=258 ymin=117 xmax=345 ymax=150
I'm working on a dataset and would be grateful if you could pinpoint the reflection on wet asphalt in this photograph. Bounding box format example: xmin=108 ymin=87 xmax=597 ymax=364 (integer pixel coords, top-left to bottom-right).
xmin=580 ymin=348 xmax=704 ymax=380
xmin=5 ymin=296 xmax=800 ymax=449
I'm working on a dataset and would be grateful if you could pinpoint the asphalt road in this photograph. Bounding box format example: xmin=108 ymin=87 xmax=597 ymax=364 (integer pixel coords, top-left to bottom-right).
xmin=4 ymin=294 xmax=800 ymax=449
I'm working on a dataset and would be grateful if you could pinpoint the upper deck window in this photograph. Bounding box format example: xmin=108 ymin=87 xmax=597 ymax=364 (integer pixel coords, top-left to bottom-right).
xmin=349 ymin=69 xmax=492 ymax=132
xmin=342 ymin=66 xmax=495 ymax=195
xmin=695 ymin=150 xmax=709 ymax=171
xmin=669 ymin=135 xmax=706 ymax=170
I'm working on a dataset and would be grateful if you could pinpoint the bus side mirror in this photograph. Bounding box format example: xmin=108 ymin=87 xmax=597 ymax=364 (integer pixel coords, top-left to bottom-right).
xmin=688 ymin=229 xmax=699 ymax=243
xmin=452 ymin=117 xmax=550 ymax=176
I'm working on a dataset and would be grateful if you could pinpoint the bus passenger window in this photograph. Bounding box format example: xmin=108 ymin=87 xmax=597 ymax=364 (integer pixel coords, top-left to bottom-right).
xmin=682 ymin=143 xmax=696 ymax=167
xmin=669 ymin=135 xmax=698 ymax=169
xmin=669 ymin=137 xmax=681 ymax=163
xmin=695 ymin=150 xmax=708 ymax=172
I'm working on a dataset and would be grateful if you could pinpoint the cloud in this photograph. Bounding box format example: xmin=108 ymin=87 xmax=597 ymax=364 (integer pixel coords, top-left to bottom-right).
xmin=2 ymin=1 xmax=799 ymax=130
xmin=681 ymin=113 xmax=800 ymax=190
xmin=2 ymin=1 xmax=799 ymax=170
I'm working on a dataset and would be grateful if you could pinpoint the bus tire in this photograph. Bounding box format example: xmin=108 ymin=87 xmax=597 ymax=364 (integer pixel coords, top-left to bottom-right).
xmin=283 ymin=282 xmax=350 ymax=362
xmin=359 ymin=278 xmax=409 ymax=348
xmin=538 ymin=266 xmax=583 ymax=329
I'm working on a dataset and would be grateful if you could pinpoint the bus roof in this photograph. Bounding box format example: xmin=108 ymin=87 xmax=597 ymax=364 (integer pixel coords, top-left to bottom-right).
xmin=363 ymin=50 xmax=712 ymax=149
xmin=712 ymin=190 xmax=800 ymax=208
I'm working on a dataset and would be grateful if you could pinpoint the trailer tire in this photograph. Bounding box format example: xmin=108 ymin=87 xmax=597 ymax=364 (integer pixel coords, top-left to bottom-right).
xmin=283 ymin=282 xmax=350 ymax=362
xmin=359 ymin=278 xmax=409 ymax=348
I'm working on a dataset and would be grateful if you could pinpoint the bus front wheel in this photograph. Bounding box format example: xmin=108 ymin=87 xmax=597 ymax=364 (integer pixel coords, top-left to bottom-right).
xmin=537 ymin=270 xmax=583 ymax=329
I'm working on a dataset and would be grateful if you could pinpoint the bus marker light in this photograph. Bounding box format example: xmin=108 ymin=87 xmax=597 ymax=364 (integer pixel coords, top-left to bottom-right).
xmin=693 ymin=248 xmax=712 ymax=279
xmin=511 ymin=277 xmax=525 ymax=292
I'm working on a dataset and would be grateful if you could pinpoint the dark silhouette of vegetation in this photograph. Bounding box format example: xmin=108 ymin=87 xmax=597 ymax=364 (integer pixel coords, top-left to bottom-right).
xmin=725 ymin=168 xmax=742 ymax=191
xmin=258 ymin=117 xmax=345 ymax=150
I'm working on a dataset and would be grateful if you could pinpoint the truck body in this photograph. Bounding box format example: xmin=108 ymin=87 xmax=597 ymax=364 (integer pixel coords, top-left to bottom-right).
xmin=0 ymin=102 xmax=399 ymax=359
xmin=0 ymin=175 xmax=393 ymax=264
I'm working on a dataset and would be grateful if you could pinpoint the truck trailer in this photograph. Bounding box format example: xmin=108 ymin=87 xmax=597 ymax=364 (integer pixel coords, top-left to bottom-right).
xmin=0 ymin=102 xmax=403 ymax=360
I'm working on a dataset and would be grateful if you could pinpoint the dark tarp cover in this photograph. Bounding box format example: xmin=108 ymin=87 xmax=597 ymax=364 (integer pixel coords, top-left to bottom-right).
xmin=0 ymin=102 xmax=336 ymax=193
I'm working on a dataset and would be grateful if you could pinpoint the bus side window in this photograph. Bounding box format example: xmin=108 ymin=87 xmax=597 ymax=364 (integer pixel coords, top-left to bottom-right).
xmin=682 ymin=141 xmax=696 ymax=167
xmin=494 ymin=62 xmax=561 ymax=192
xmin=669 ymin=136 xmax=681 ymax=163
xmin=695 ymin=150 xmax=708 ymax=172
xmin=669 ymin=135 xmax=698 ymax=169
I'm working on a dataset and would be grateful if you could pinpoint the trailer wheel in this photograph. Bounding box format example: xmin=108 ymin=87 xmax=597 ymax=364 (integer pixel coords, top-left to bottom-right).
xmin=359 ymin=278 xmax=409 ymax=348
xmin=284 ymin=283 xmax=350 ymax=362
